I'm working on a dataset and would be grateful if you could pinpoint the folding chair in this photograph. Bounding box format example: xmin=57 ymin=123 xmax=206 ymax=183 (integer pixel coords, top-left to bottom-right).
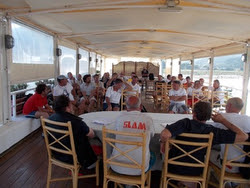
xmin=41 ymin=117 xmax=99 ymax=188
xmin=160 ymin=132 xmax=214 ymax=188
xmin=102 ymin=126 xmax=151 ymax=188
xmin=145 ymin=80 xmax=155 ymax=100
xmin=207 ymin=141 xmax=250 ymax=188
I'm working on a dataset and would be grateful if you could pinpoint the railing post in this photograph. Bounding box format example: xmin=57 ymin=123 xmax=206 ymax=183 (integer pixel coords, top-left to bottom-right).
xmin=12 ymin=93 xmax=16 ymax=118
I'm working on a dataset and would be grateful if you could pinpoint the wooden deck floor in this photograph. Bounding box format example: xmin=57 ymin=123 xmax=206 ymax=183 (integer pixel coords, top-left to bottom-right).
xmin=0 ymin=128 xmax=162 ymax=188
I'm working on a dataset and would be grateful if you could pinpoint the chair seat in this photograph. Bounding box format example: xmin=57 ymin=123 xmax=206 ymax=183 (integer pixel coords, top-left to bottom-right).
xmin=224 ymin=173 xmax=249 ymax=183
xmin=51 ymin=158 xmax=80 ymax=170
xmin=166 ymin=172 xmax=204 ymax=182
xmin=106 ymin=168 xmax=150 ymax=185
xmin=209 ymin=161 xmax=249 ymax=183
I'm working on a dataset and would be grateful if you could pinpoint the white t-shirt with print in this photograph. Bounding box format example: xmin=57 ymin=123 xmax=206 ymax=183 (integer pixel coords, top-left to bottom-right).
xmin=111 ymin=111 xmax=154 ymax=175
xmin=169 ymin=88 xmax=187 ymax=104
xmin=53 ymin=83 xmax=74 ymax=101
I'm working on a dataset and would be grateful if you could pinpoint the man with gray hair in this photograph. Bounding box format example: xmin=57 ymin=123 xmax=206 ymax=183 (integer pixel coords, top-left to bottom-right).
xmin=210 ymin=97 xmax=250 ymax=173
xmin=110 ymin=96 xmax=155 ymax=175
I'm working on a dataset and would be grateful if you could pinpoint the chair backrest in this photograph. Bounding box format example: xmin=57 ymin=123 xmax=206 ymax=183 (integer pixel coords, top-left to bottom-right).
xmin=163 ymin=133 xmax=213 ymax=179
xmin=120 ymin=89 xmax=139 ymax=110
xmin=211 ymin=90 xmax=229 ymax=109
xmin=102 ymin=126 xmax=147 ymax=177
xmin=41 ymin=117 xmax=78 ymax=167
xmin=191 ymin=90 xmax=209 ymax=109
xmin=221 ymin=141 xmax=250 ymax=179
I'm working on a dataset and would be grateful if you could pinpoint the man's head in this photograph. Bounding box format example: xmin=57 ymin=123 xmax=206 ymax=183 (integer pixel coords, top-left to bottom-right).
xmin=193 ymin=101 xmax=212 ymax=122
xmin=126 ymin=96 xmax=141 ymax=111
xmin=93 ymin=74 xmax=100 ymax=82
xmin=132 ymin=75 xmax=138 ymax=84
xmin=158 ymin=75 xmax=163 ymax=81
xmin=57 ymin=75 xmax=68 ymax=86
xmin=112 ymin=73 xmax=118 ymax=79
xmin=131 ymin=72 xmax=136 ymax=77
xmin=186 ymin=76 xmax=191 ymax=83
xmin=178 ymin=74 xmax=183 ymax=80
xmin=199 ymin=78 xmax=204 ymax=86
xmin=213 ymin=79 xmax=220 ymax=89
xmin=167 ymin=74 xmax=171 ymax=80
xmin=226 ymin=97 xmax=244 ymax=113
xmin=83 ymin=74 xmax=91 ymax=83
xmin=172 ymin=80 xmax=181 ymax=90
xmin=77 ymin=74 xmax=82 ymax=80
xmin=53 ymin=95 xmax=71 ymax=113
xmin=171 ymin=76 xmax=176 ymax=81
xmin=114 ymin=78 xmax=123 ymax=89
xmin=36 ymin=83 xmax=47 ymax=95
xmin=194 ymin=80 xmax=201 ymax=89
xmin=67 ymin=72 xmax=73 ymax=79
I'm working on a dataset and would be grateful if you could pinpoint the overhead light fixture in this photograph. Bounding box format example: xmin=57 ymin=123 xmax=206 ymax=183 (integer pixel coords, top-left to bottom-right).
xmin=158 ymin=0 xmax=182 ymax=13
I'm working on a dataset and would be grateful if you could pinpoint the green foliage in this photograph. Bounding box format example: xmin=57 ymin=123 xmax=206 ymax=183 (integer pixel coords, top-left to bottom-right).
xmin=10 ymin=83 xmax=28 ymax=92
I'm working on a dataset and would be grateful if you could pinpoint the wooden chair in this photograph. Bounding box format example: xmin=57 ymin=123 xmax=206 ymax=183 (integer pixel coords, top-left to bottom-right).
xmin=145 ymin=80 xmax=155 ymax=100
xmin=154 ymin=82 xmax=169 ymax=110
xmin=191 ymin=90 xmax=209 ymax=109
xmin=207 ymin=141 xmax=250 ymax=188
xmin=102 ymin=126 xmax=151 ymax=188
xmin=41 ymin=117 xmax=99 ymax=188
xmin=160 ymin=133 xmax=214 ymax=188
xmin=211 ymin=91 xmax=229 ymax=112
xmin=121 ymin=89 xmax=139 ymax=111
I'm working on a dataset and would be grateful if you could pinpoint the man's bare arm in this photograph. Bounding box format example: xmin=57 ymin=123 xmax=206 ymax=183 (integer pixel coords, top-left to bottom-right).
xmin=212 ymin=113 xmax=248 ymax=142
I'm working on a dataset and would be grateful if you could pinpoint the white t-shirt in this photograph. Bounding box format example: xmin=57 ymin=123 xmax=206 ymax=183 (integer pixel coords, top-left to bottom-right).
xmin=211 ymin=113 xmax=250 ymax=173
xmin=187 ymin=87 xmax=203 ymax=97
xmin=93 ymin=81 xmax=104 ymax=89
xmin=169 ymin=88 xmax=187 ymax=104
xmin=129 ymin=83 xmax=141 ymax=94
xmin=53 ymin=83 xmax=74 ymax=101
xmin=80 ymin=82 xmax=95 ymax=96
xmin=104 ymin=86 xmax=122 ymax=104
xmin=214 ymin=87 xmax=224 ymax=103
xmin=111 ymin=111 xmax=154 ymax=175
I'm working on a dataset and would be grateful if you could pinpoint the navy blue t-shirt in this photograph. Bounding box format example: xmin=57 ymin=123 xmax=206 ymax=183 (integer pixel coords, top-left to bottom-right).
xmin=165 ymin=118 xmax=236 ymax=175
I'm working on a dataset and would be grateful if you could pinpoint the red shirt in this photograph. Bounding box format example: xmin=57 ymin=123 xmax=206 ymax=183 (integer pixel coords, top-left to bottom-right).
xmin=23 ymin=93 xmax=48 ymax=115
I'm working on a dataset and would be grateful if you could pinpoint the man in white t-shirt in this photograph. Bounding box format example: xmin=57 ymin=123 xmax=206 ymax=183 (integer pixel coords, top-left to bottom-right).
xmin=129 ymin=75 xmax=141 ymax=96
xmin=103 ymin=78 xmax=132 ymax=111
xmin=53 ymin=75 xmax=85 ymax=114
xmin=53 ymin=75 xmax=75 ymax=101
xmin=111 ymin=96 xmax=155 ymax=175
xmin=67 ymin=72 xmax=76 ymax=86
xmin=187 ymin=80 xmax=203 ymax=107
xmin=210 ymin=97 xmax=250 ymax=173
xmin=168 ymin=80 xmax=189 ymax=114
xmin=80 ymin=74 xmax=96 ymax=112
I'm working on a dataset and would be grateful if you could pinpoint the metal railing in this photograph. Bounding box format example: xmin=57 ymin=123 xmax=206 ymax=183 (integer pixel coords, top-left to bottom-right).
xmin=11 ymin=87 xmax=36 ymax=118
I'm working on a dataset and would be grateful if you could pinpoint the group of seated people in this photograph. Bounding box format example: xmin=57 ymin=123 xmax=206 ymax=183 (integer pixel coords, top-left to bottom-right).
xmin=43 ymin=93 xmax=249 ymax=188
xmin=152 ymin=73 xmax=226 ymax=114
xmin=21 ymin=69 xmax=249 ymax=187
xmin=22 ymin=71 xmax=227 ymax=120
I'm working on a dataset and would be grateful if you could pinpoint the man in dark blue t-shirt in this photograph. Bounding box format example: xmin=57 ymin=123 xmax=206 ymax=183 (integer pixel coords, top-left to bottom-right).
xmin=47 ymin=95 xmax=97 ymax=169
xmin=160 ymin=101 xmax=248 ymax=177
